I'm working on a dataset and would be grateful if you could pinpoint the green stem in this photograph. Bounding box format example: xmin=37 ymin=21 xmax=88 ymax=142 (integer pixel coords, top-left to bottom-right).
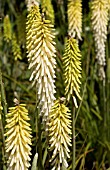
xmin=37 ymin=108 xmax=44 ymax=170
xmin=0 ymin=118 xmax=6 ymax=167
xmin=75 ymin=78 xmax=88 ymax=124
xmin=0 ymin=70 xmax=7 ymax=168
xmin=103 ymin=82 xmax=106 ymax=127
xmin=0 ymin=71 xmax=7 ymax=115
xmin=72 ymin=98 xmax=76 ymax=170
xmin=38 ymin=118 xmax=44 ymax=169
xmin=106 ymin=23 xmax=110 ymax=140
xmin=107 ymin=82 xmax=110 ymax=140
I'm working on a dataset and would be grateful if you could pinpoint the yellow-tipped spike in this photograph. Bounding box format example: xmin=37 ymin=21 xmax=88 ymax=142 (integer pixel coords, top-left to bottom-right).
xmin=12 ymin=34 xmax=22 ymax=60
xmin=49 ymin=99 xmax=72 ymax=170
xmin=41 ymin=0 xmax=55 ymax=24
xmin=3 ymin=15 xmax=12 ymax=42
xmin=63 ymin=38 xmax=82 ymax=106
xmin=5 ymin=103 xmax=32 ymax=170
xmin=68 ymin=0 xmax=82 ymax=40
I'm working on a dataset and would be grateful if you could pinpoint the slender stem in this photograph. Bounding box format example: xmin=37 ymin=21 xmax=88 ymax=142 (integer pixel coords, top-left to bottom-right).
xmin=106 ymin=23 xmax=110 ymax=140
xmin=0 ymin=70 xmax=7 ymax=168
xmin=0 ymin=71 xmax=7 ymax=115
xmin=38 ymin=118 xmax=43 ymax=169
xmin=108 ymin=82 xmax=110 ymax=139
xmin=37 ymin=109 xmax=44 ymax=169
xmin=72 ymin=98 xmax=76 ymax=170
xmin=86 ymin=46 xmax=91 ymax=76
xmin=103 ymin=82 xmax=106 ymax=127
xmin=0 ymin=107 xmax=6 ymax=165
xmin=35 ymin=90 xmax=44 ymax=169
xmin=75 ymin=79 xmax=88 ymax=124
xmin=0 ymin=111 xmax=6 ymax=167
xmin=72 ymin=79 xmax=88 ymax=169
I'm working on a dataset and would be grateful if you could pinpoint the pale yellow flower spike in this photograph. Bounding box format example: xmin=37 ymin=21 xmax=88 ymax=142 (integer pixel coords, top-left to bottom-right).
xmin=91 ymin=0 xmax=109 ymax=80
xmin=68 ymin=0 xmax=82 ymax=40
xmin=3 ymin=15 xmax=12 ymax=42
xmin=12 ymin=33 xmax=22 ymax=60
xmin=41 ymin=0 xmax=55 ymax=24
xmin=49 ymin=99 xmax=72 ymax=170
xmin=63 ymin=38 xmax=82 ymax=107
xmin=5 ymin=103 xmax=32 ymax=170
xmin=26 ymin=5 xmax=56 ymax=122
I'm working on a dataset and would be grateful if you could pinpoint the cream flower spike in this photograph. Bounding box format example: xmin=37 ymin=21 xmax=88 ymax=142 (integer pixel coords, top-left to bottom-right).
xmin=91 ymin=0 xmax=109 ymax=80
xmin=26 ymin=5 xmax=56 ymax=122
xmin=68 ymin=0 xmax=82 ymax=40
xmin=25 ymin=0 xmax=40 ymax=11
xmin=5 ymin=101 xmax=32 ymax=170
xmin=49 ymin=99 xmax=72 ymax=170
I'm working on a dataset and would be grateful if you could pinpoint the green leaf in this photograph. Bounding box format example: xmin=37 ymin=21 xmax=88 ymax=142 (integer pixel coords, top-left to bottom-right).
xmin=91 ymin=108 xmax=102 ymax=120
